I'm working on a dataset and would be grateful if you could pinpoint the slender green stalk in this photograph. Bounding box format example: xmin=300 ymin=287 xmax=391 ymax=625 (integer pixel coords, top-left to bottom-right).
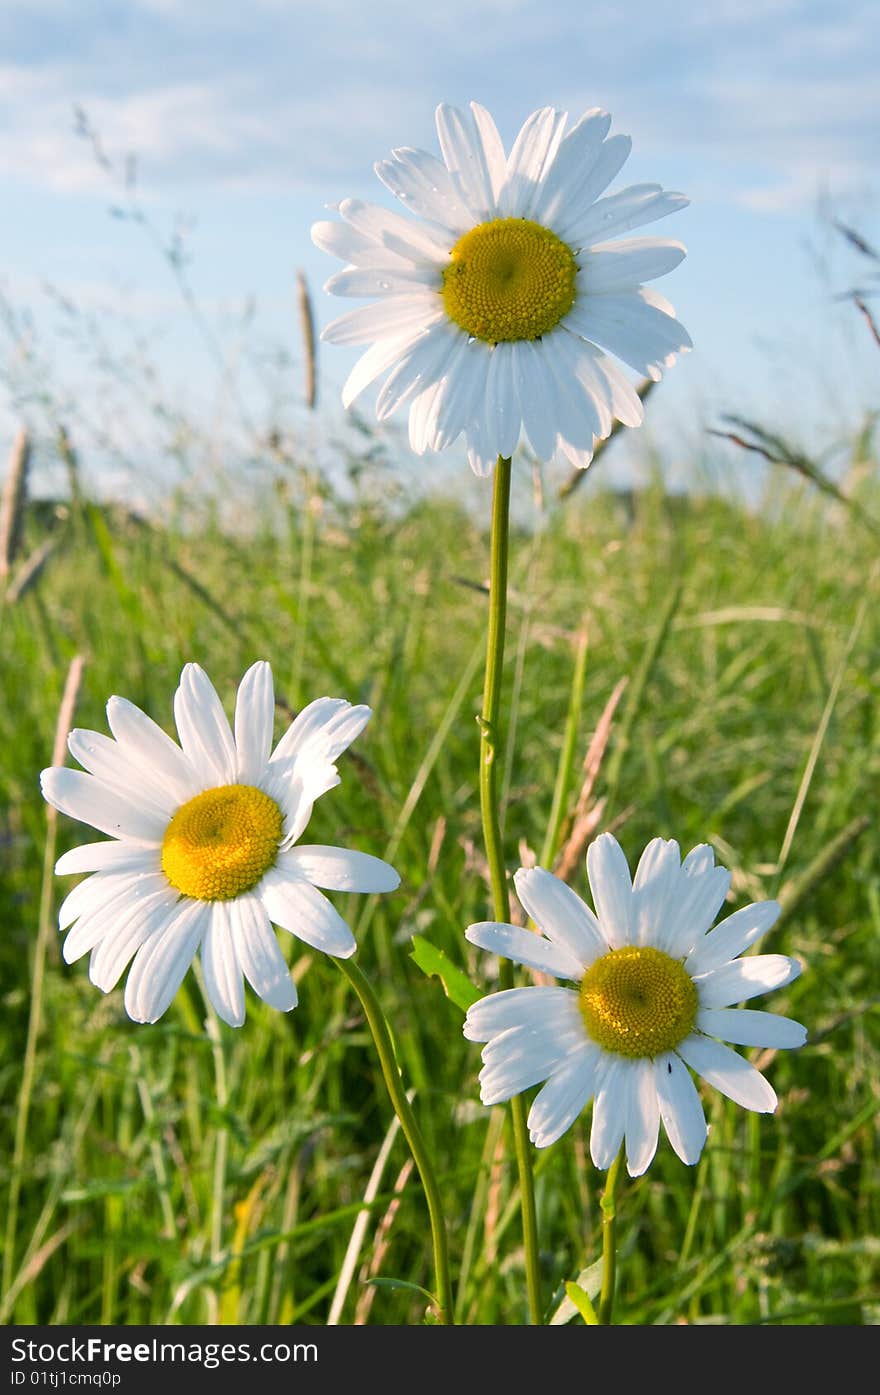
xmin=2 ymin=655 xmax=84 ymax=1308
xmin=204 ymin=1009 xmax=229 ymax=1266
xmin=540 ymin=627 xmax=589 ymax=867
xmin=597 ymin=1148 xmax=625 ymax=1324
xmin=290 ymin=483 xmax=318 ymax=710
xmin=336 ymin=956 xmax=454 ymax=1325
xmin=2 ymin=821 xmax=58 ymax=1303
xmin=478 ymin=454 xmax=542 ymax=1325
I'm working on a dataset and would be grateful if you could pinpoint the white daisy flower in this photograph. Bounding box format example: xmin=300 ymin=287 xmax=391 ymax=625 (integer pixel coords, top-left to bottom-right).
xmin=40 ymin=661 xmax=399 ymax=1027
xmin=313 ymin=101 xmax=691 ymax=477
xmin=464 ymin=834 xmax=806 ymax=1177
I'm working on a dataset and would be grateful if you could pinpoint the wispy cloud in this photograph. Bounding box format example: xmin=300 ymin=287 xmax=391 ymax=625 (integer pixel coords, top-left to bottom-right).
xmin=0 ymin=0 xmax=876 ymax=209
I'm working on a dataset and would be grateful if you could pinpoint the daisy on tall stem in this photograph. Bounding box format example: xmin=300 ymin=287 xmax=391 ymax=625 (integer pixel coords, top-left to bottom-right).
xmin=41 ymin=661 xmax=455 ymax=1324
xmin=316 ymin=100 xmax=692 ymax=1321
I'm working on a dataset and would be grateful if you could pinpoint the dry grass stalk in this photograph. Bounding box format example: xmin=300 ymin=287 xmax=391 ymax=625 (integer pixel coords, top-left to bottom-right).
xmin=296 ymin=270 xmax=318 ymax=411
xmin=0 ymin=428 xmax=31 ymax=579
xmin=854 ymin=296 xmax=880 ymax=350
xmin=354 ymin=1157 xmax=415 ymax=1324
xmin=5 ymin=538 xmax=57 ymax=604
xmin=557 ymin=378 xmax=656 ymax=500
xmin=57 ymin=425 xmax=81 ymax=504
xmin=483 ymin=1121 xmax=506 ymax=1266
xmin=552 ymin=676 xmax=628 ymax=885
xmin=52 ymin=655 xmax=86 ymax=772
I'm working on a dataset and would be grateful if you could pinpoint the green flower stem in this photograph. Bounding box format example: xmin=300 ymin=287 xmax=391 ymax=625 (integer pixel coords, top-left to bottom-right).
xmin=478 ymin=454 xmax=543 ymax=1326
xmin=336 ymin=955 xmax=454 ymax=1325
xmin=598 ymin=1147 xmax=625 ymax=1324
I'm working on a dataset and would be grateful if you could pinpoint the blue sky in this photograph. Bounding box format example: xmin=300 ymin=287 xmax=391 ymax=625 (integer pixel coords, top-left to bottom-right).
xmin=1 ymin=0 xmax=878 ymax=500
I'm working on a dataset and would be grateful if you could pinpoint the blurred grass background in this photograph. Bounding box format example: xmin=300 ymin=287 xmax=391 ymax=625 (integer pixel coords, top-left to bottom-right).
xmin=1 ymin=396 xmax=877 ymax=1324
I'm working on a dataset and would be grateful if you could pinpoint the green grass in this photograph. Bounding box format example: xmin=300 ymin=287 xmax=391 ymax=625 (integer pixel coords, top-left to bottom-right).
xmin=1 ymin=453 xmax=878 ymax=1326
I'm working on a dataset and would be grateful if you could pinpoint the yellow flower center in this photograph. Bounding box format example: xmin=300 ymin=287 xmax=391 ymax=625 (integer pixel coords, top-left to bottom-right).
xmin=579 ymin=946 xmax=698 ymax=1059
xmin=441 ymin=217 xmax=578 ymax=344
xmin=161 ymin=784 xmax=283 ymax=901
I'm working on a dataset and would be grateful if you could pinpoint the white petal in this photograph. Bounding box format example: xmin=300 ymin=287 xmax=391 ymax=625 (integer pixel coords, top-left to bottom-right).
xmin=285 ymin=844 xmax=399 ymax=893
xmin=259 ymin=868 xmax=356 ymax=958
xmin=465 ymin=439 xmax=499 ymax=477
xmin=468 ymin=102 xmax=508 ymax=210
xmin=529 ymin=108 xmax=612 ymax=227
xmin=500 ymin=106 xmax=567 ymax=218
xmin=555 ymin=436 xmax=596 ymax=473
xmin=201 ymin=901 xmax=245 ymax=1027
xmin=234 ymin=660 xmax=275 ymax=785
xmin=435 ymin=102 xmax=502 ymax=221
xmin=483 ymin=342 xmax=522 ymax=460
xmin=625 ymin=1058 xmax=660 ymax=1177
xmin=630 ymin=837 xmax=680 ymax=947
xmin=463 ymin=985 xmax=580 ymax=1042
xmin=375 ymin=147 xmax=473 ymax=234
xmin=697 ymin=1007 xmax=807 ymax=1050
xmin=266 ymin=778 xmax=315 ymax=848
xmin=231 ymin=895 xmax=298 ymax=1012
xmin=554 ymin=133 xmax=633 ymax=243
xmin=685 ymin=900 xmax=782 ymax=976
xmin=64 ymin=882 xmax=173 ymax=966
xmin=376 ymin=322 xmax=461 ymax=423
xmin=586 ymin=833 xmax=632 ymax=948
xmin=465 ymin=921 xmax=585 ymax=981
xmin=590 ymin=1055 xmax=629 ymax=1169
xmin=574 ymin=345 xmax=644 ymax=426
xmin=480 ymin=1017 xmax=585 ymax=1065
xmin=663 ymin=866 xmax=732 ymax=958
xmin=58 ymin=869 xmax=166 ymax=932
xmin=513 ymin=866 xmax=607 ymax=967
xmin=41 ymin=767 xmax=167 ymax=844
xmin=341 ymin=331 xmax=427 ymax=410
xmin=559 ymin=334 xmax=628 ymax=435
xmin=173 ymin=663 xmax=237 ymax=786
xmin=676 ymin=1034 xmax=777 ymax=1113
xmin=528 ymin=1045 xmax=600 ymax=1147
xmin=88 ymin=888 xmax=178 ymax=992
xmin=55 ymin=842 xmax=159 ymax=876
xmin=578 ymin=237 xmax=686 ymax=292
xmin=478 ymin=1022 xmax=586 ymax=1104
xmin=123 ymin=899 xmax=209 ymax=1024
xmin=321 ymin=294 xmax=444 ymax=347
xmin=59 ymin=871 xmax=111 ymax=933
xmin=270 ymin=697 xmax=370 ymax=766
xmin=463 ymin=365 xmax=504 ymax=474
xmin=105 ymin=696 xmax=200 ymax=804
xmin=682 ymin=843 xmax=715 ymax=876
xmin=544 ymin=330 xmax=606 ymax=444
xmin=336 ymin=197 xmax=451 ymax=263
xmin=654 ymin=1053 xmax=707 ymax=1165
xmin=407 ymin=377 xmax=447 ymax=455
xmin=696 ymin=954 xmax=802 ymax=1008
xmin=267 ymin=699 xmax=371 ymax=839
xmin=515 ymin=338 xmax=559 ymax=461
xmin=67 ymin=729 xmax=178 ymax=818
xmin=423 ymin=333 xmax=482 ymax=451
xmin=311 ymin=218 xmax=412 ymax=269
xmin=566 ymin=290 xmax=692 ymax=381
xmin=568 ymin=184 xmax=689 ymax=248
xmin=325 ymin=264 xmax=438 ymax=298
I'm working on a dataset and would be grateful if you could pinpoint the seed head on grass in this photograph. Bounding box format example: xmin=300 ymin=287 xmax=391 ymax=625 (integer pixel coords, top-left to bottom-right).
xmin=0 ymin=428 xmax=31 ymax=581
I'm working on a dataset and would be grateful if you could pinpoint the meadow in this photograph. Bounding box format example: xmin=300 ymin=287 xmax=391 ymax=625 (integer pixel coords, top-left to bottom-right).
xmin=1 ymin=395 xmax=878 ymax=1326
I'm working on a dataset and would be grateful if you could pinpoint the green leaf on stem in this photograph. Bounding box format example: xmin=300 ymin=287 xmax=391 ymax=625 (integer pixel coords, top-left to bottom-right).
xmin=410 ymin=935 xmax=481 ymax=1013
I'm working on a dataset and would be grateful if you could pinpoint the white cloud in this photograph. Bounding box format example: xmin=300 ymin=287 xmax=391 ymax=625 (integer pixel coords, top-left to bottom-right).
xmin=0 ymin=0 xmax=876 ymax=210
